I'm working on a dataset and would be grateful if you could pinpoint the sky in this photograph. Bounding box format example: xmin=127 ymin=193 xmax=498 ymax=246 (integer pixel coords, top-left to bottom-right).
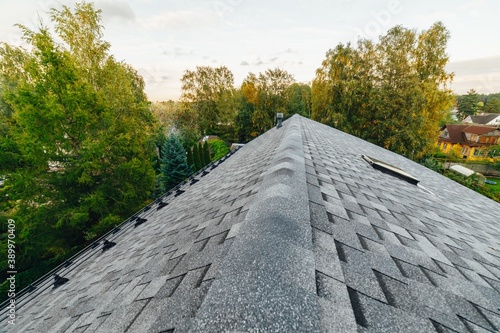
xmin=1 ymin=0 xmax=499 ymax=101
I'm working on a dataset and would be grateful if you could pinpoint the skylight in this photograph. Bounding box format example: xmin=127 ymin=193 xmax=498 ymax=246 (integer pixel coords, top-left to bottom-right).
xmin=362 ymin=155 xmax=419 ymax=185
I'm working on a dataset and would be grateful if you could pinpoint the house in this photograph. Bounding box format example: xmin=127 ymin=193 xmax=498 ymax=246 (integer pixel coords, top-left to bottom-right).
xmin=437 ymin=124 xmax=500 ymax=160
xmin=2 ymin=115 xmax=500 ymax=332
xmin=462 ymin=113 xmax=500 ymax=126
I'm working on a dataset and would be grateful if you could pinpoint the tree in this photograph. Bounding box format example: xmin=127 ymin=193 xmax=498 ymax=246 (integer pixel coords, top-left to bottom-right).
xmin=209 ymin=139 xmax=230 ymax=161
xmin=202 ymin=140 xmax=211 ymax=166
xmin=286 ymin=83 xmax=312 ymax=117
xmin=0 ymin=2 xmax=156 ymax=279
xmin=240 ymin=68 xmax=295 ymax=135
xmin=186 ymin=145 xmax=194 ymax=172
xmin=180 ymin=66 xmax=235 ymax=135
xmin=193 ymin=143 xmax=202 ymax=171
xmin=457 ymin=89 xmax=480 ymax=119
xmin=483 ymin=97 xmax=500 ymax=113
xmin=312 ymin=22 xmax=454 ymax=159
xmin=160 ymin=134 xmax=192 ymax=191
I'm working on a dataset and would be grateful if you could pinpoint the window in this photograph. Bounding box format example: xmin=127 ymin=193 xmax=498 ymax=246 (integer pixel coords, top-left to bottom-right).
xmin=442 ymin=143 xmax=448 ymax=151
xmin=471 ymin=134 xmax=478 ymax=142
xmin=473 ymin=149 xmax=483 ymax=157
xmin=461 ymin=147 xmax=470 ymax=156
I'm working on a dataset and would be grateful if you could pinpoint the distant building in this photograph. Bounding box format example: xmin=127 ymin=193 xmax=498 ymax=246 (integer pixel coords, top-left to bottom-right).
xmin=437 ymin=124 xmax=500 ymax=159
xmin=462 ymin=113 xmax=500 ymax=126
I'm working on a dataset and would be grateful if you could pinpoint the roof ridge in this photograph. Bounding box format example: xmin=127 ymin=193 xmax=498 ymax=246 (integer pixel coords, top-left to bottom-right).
xmin=191 ymin=114 xmax=321 ymax=332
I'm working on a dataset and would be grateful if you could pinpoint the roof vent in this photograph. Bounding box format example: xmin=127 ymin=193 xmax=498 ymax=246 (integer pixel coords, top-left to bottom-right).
xmin=277 ymin=113 xmax=283 ymax=128
xmin=112 ymin=226 xmax=121 ymax=234
xmin=175 ymin=189 xmax=185 ymax=197
xmin=134 ymin=217 xmax=147 ymax=227
xmin=157 ymin=201 xmax=168 ymax=210
xmin=63 ymin=260 xmax=73 ymax=268
xmin=26 ymin=284 xmax=36 ymax=293
xmin=102 ymin=239 xmax=116 ymax=252
xmin=362 ymin=155 xmax=419 ymax=185
xmin=53 ymin=274 xmax=69 ymax=288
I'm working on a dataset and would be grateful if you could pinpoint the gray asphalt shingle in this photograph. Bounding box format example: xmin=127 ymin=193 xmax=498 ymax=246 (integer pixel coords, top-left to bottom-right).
xmin=2 ymin=114 xmax=500 ymax=332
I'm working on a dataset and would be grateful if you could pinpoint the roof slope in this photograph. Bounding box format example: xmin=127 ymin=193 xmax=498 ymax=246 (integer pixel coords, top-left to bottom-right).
xmin=470 ymin=114 xmax=500 ymax=125
xmin=3 ymin=115 xmax=500 ymax=333
xmin=441 ymin=124 xmax=499 ymax=145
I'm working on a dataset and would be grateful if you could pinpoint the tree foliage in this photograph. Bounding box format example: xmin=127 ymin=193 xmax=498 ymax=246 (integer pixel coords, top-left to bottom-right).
xmin=457 ymin=89 xmax=480 ymax=120
xmin=0 ymin=2 xmax=156 ymax=272
xmin=312 ymin=22 xmax=454 ymax=159
xmin=180 ymin=66 xmax=235 ymax=135
xmin=160 ymin=134 xmax=192 ymax=191
xmin=202 ymin=141 xmax=211 ymax=166
xmin=209 ymin=139 xmax=230 ymax=161
xmin=193 ymin=143 xmax=202 ymax=171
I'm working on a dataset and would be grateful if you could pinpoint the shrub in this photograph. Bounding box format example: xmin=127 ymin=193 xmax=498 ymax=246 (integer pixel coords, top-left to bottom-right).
xmin=209 ymin=139 xmax=230 ymax=161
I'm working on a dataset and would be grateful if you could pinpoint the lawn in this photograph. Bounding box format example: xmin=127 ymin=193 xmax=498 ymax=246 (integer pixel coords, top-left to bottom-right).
xmin=484 ymin=177 xmax=500 ymax=193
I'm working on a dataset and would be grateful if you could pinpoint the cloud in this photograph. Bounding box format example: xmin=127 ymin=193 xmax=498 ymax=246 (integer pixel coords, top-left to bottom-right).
xmin=447 ymin=55 xmax=500 ymax=94
xmin=143 ymin=10 xmax=216 ymax=30
xmin=447 ymin=55 xmax=500 ymax=76
xmin=162 ymin=47 xmax=194 ymax=57
xmin=97 ymin=1 xmax=135 ymax=22
xmin=240 ymin=61 xmax=249 ymax=66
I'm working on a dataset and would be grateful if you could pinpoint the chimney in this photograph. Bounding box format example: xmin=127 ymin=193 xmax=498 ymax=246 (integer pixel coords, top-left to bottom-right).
xmin=276 ymin=113 xmax=283 ymax=128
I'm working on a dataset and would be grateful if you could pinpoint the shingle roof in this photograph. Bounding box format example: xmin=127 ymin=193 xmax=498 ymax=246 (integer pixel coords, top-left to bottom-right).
xmin=441 ymin=124 xmax=499 ymax=145
xmin=3 ymin=115 xmax=500 ymax=333
xmin=463 ymin=125 xmax=499 ymax=135
xmin=440 ymin=124 xmax=464 ymax=144
xmin=469 ymin=114 xmax=500 ymax=125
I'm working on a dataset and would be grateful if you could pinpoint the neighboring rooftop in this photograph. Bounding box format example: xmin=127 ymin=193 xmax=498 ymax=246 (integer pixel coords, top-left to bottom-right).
xmin=439 ymin=124 xmax=500 ymax=147
xmin=463 ymin=113 xmax=500 ymax=126
xmin=3 ymin=115 xmax=500 ymax=332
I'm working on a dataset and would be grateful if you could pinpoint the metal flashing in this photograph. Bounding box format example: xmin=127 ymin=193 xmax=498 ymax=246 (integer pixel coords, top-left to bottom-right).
xmin=362 ymin=155 xmax=419 ymax=185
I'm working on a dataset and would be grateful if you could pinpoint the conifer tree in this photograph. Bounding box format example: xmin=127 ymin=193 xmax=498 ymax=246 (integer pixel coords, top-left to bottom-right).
xmin=198 ymin=142 xmax=206 ymax=167
xmin=160 ymin=134 xmax=192 ymax=191
xmin=186 ymin=145 xmax=194 ymax=172
xmin=193 ymin=143 xmax=202 ymax=171
xmin=203 ymin=141 xmax=211 ymax=165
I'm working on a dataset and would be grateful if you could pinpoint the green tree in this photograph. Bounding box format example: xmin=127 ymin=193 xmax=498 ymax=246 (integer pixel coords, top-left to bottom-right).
xmin=180 ymin=66 xmax=235 ymax=135
xmin=160 ymin=134 xmax=192 ymax=191
xmin=457 ymin=89 xmax=480 ymax=120
xmin=312 ymin=22 xmax=454 ymax=159
xmin=286 ymin=82 xmax=312 ymax=117
xmin=186 ymin=145 xmax=194 ymax=172
xmin=202 ymin=140 xmax=211 ymax=166
xmin=241 ymin=68 xmax=295 ymax=135
xmin=193 ymin=143 xmax=202 ymax=171
xmin=483 ymin=97 xmax=500 ymax=113
xmin=209 ymin=139 xmax=230 ymax=161
xmin=0 ymin=2 xmax=156 ymax=280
